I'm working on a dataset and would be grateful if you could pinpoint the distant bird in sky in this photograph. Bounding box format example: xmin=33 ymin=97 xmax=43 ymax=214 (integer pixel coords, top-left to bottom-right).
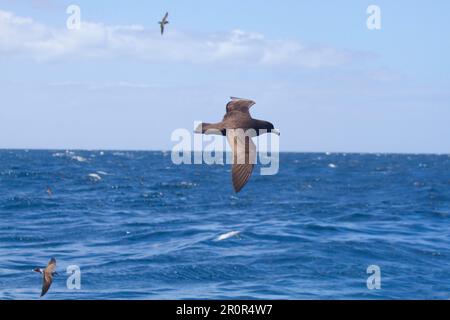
xmin=158 ymin=12 xmax=169 ymax=35
xmin=195 ymin=97 xmax=280 ymax=192
xmin=33 ymin=257 xmax=57 ymax=297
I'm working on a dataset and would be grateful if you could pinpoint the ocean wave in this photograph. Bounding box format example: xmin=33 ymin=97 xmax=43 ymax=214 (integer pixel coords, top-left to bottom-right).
xmin=216 ymin=231 xmax=241 ymax=241
xmin=0 ymin=151 xmax=449 ymax=299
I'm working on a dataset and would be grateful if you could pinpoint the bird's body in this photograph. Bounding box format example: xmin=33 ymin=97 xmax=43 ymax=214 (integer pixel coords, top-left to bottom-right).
xmin=195 ymin=97 xmax=279 ymax=192
xmin=33 ymin=257 xmax=57 ymax=297
xmin=198 ymin=99 xmax=273 ymax=136
xmin=158 ymin=12 xmax=169 ymax=35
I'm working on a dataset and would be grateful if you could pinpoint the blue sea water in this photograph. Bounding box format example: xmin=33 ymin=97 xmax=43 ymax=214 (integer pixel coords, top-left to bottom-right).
xmin=0 ymin=150 xmax=449 ymax=300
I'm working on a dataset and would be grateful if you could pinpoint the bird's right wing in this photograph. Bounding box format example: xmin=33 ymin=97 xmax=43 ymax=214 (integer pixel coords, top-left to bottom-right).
xmin=163 ymin=12 xmax=169 ymax=20
xmin=227 ymin=129 xmax=256 ymax=192
xmin=46 ymin=258 xmax=56 ymax=274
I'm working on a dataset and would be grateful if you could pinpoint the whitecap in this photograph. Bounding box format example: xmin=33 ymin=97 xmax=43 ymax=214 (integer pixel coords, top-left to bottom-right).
xmin=217 ymin=231 xmax=240 ymax=241
xmin=180 ymin=181 xmax=196 ymax=187
xmin=72 ymin=155 xmax=87 ymax=162
xmin=328 ymin=163 xmax=337 ymax=168
xmin=88 ymin=173 xmax=102 ymax=181
xmin=52 ymin=152 xmax=65 ymax=158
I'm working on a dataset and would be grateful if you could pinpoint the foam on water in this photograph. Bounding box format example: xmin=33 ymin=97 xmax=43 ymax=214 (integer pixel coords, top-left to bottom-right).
xmin=88 ymin=173 xmax=102 ymax=181
xmin=217 ymin=231 xmax=241 ymax=241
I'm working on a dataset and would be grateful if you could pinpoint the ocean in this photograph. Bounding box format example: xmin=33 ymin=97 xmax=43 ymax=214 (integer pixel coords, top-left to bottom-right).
xmin=0 ymin=150 xmax=449 ymax=299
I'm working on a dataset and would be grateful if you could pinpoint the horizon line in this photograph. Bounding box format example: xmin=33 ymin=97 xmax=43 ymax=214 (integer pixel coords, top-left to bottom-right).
xmin=0 ymin=147 xmax=449 ymax=156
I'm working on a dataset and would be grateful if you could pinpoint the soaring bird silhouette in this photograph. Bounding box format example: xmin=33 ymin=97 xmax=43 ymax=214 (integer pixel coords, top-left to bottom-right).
xmin=33 ymin=257 xmax=57 ymax=297
xmin=158 ymin=12 xmax=169 ymax=35
xmin=195 ymin=97 xmax=280 ymax=192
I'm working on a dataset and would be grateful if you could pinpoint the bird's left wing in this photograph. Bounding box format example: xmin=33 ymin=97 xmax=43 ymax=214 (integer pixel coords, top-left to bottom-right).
xmin=163 ymin=12 xmax=169 ymax=21
xmin=226 ymin=129 xmax=256 ymax=193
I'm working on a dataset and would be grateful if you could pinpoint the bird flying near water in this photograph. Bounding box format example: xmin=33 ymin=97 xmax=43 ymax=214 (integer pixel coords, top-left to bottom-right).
xmin=33 ymin=257 xmax=57 ymax=297
xmin=195 ymin=97 xmax=280 ymax=193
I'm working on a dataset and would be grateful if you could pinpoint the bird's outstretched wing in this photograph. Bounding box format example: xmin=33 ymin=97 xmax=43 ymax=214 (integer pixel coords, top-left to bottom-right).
xmin=41 ymin=273 xmax=53 ymax=297
xmin=41 ymin=258 xmax=56 ymax=297
xmin=160 ymin=23 xmax=164 ymax=35
xmin=227 ymin=129 xmax=256 ymax=192
xmin=226 ymin=97 xmax=256 ymax=115
xmin=163 ymin=12 xmax=169 ymax=21
xmin=46 ymin=258 xmax=56 ymax=272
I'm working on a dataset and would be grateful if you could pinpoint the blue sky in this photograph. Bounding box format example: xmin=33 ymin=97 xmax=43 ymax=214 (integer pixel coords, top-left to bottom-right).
xmin=0 ymin=0 xmax=449 ymax=153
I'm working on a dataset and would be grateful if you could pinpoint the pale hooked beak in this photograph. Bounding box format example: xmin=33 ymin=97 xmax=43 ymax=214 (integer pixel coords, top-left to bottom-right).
xmin=272 ymin=129 xmax=281 ymax=136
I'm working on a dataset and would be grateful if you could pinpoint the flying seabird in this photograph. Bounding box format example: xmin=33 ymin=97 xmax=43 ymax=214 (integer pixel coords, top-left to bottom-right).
xmin=33 ymin=257 xmax=57 ymax=297
xmin=195 ymin=97 xmax=280 ymax=192
xmin=158 ymin=12 xmax=169 ymax=35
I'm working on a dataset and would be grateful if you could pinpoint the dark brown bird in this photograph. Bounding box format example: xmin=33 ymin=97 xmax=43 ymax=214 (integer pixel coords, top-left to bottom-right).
xmin=195 ymin=97 xmax=280 ymax=192
xmin=33 ymin=257 xmax=57 ymax=297
xmin=158 ymin=12 xmax=169 ymax=35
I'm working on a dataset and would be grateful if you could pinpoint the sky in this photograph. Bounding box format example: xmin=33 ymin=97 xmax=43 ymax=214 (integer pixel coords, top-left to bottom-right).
xmin=0 ymin=0 xmax=449 ymax=153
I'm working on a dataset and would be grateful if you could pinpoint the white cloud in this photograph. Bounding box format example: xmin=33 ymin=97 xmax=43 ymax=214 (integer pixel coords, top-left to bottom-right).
xmin=0 ymin=10 xmax=366 ymax=67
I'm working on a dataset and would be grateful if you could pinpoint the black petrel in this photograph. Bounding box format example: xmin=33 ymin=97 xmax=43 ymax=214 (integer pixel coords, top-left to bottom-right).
xmin=33 ymin=257 xmax=57 ymax=297
xmin=195 ymin=97 xmax=280 ymax=192
xmin=159 ymin=12 xmax=169 ymax=35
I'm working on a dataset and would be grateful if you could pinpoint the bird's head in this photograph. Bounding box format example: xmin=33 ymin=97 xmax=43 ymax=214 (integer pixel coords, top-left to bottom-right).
xmin=33 ymin=268 xmax=43 ymax=273
xmin=261 ymin=121 xmax=280 ymax=136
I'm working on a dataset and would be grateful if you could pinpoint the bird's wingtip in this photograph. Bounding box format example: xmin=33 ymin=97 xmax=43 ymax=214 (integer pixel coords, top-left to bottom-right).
xmin=230 ymin=96 xmax=255 ymax=105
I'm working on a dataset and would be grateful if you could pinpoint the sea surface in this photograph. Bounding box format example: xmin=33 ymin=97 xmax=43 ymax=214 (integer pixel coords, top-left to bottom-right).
xmin=0 ymin=150 xmax=449 ymax=300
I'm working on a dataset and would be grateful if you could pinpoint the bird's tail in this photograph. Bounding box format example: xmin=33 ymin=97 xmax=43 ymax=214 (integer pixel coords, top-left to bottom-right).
xmin=194 ymin=123 xmax=210 ymax=134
